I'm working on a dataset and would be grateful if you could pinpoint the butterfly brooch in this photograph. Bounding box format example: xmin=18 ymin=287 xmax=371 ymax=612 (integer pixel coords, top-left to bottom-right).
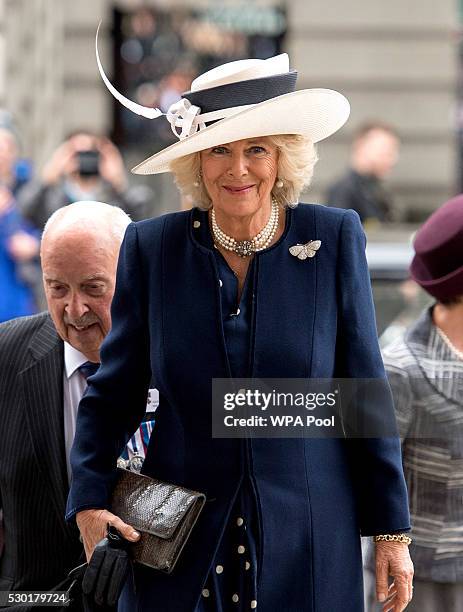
xmin=289 ymin=240 xmax=321 ymax=260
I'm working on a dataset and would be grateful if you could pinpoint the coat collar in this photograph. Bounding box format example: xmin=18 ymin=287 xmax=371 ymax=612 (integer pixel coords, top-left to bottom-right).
xmin=405 ymin=306 xmax=463 ymax=405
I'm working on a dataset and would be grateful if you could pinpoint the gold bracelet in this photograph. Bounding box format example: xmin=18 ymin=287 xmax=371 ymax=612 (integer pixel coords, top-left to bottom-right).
xmin=373 ymin=534 xmax=412 ymax=545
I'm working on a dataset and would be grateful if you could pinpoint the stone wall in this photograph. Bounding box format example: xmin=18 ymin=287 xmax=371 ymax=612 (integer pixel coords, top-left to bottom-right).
xmin=288 ymin=0 xmax=458 ymax=218
xmin=0 ymin=0 xmax=64 ymax=167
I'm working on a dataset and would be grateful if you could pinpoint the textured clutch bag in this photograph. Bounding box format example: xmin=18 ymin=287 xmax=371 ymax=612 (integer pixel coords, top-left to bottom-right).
xmin=111 ymin=468 xmax=206 ymax=573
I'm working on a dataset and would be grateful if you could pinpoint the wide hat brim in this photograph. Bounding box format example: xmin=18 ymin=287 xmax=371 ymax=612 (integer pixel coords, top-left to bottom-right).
xmin=132 ymin=88 xmax=350 ymax=175
xmin=410 ymin=255 xmax=463 ymax=301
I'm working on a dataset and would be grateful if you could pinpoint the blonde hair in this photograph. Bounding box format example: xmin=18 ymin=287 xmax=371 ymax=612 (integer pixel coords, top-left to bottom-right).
xmin=170 ymin=134 xmax=318 ymax=209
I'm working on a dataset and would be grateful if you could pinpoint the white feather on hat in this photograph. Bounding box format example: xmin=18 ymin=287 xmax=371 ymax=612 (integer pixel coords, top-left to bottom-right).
xmin=96 ymin=23 xmax=350 ymax=176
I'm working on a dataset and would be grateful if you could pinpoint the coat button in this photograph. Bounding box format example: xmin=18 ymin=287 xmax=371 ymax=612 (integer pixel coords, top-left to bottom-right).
xmin=251 ymin=601 xmax=257 ymax=609
xmin=232 ymin=594 xmax=239 ymax=603
xmin=245 ymin=561 xmax=251 ymax=570
xmin=216 ymin=565 xmax=224 ymax=574
xmin=237 ymin=517 xmax=244 ymax=526
xmin=193 ymin=220 xmax=201 ymax=228
xmin=202 ymin=589 xmax=210 ymax=597
xmin=237 ymin=545 xmax=245 ymax=554
xmin=219 ymin=279 xmax=223 ymax=287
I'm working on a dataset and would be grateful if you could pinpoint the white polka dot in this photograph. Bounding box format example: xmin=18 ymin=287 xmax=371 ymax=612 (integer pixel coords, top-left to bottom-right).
xmin=202 ymin=589 xmax=210 ymax=598
xmin=216 ymin=564 xmax=224 ymax=574
xmin=245 ymin=561 xmax=251 ymax=570
xmin=237 ymin=517 xmax=244 ymax=526
xmin=238 ymin=545 xmax=245 ymax=554
xmin=232 ymin=594 xmax=239 ymax=603
xmin=251 ymin=601 xmax=257 ymax=609
xmin=193 ymin=220 xmax=201 ymax=228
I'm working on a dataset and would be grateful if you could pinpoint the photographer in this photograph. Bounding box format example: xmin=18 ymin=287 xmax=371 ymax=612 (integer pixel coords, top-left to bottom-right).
xmin=18 ymin=131 xmax=152 ymax=230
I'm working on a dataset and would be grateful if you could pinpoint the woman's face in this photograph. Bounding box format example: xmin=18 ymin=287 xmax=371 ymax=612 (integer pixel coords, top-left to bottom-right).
xmin=200 ymin=137 xmax=278 ymax=217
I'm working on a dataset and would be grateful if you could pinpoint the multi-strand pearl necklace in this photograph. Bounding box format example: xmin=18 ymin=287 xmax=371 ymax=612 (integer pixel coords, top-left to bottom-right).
xmin=436 ymin=326 xmax=463 ymax=361
xmin=211 ymin=198 xmax=279 ymax=257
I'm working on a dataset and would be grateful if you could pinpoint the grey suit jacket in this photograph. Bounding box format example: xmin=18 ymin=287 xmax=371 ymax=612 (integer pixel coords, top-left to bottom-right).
xmin=382 ymin=307 xmax=463 ymax=583
xmin=0 ymin=312 xmax=82 ymax=591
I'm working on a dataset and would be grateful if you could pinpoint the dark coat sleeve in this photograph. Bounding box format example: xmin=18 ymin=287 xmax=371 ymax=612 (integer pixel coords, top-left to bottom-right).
xmin=326 ymin=176 xmax=356 ymax=211
xmin=335 ymin=209 xmax=410 ymax=535
xmin=66 ymin=223 xmax=152 ymax=519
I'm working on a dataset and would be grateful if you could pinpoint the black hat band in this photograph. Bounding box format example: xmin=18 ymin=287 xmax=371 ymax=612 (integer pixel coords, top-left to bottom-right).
xmin=183 ymin=71 xmax=298 ymax=114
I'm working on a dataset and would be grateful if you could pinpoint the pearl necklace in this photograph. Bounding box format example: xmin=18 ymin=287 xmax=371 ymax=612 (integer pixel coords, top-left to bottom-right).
xmin=211 ymin=199 xmax=279 ymax=257
xmin=436 ymin=326 xmax=463 ymax=361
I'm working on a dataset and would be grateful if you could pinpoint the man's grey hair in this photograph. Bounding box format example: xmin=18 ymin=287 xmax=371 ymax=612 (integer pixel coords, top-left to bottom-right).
xmin=42 ymin=201 xmax=131 ymax=244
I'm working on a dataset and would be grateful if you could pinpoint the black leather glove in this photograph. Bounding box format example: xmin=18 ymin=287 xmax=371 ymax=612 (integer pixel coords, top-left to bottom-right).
xmin=82 ymin=525 xmax=131 ymax=608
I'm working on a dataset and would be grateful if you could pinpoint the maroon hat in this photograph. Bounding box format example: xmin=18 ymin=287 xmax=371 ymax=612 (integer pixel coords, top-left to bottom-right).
xmin=410 ymin=194 xmax=463 ymax=301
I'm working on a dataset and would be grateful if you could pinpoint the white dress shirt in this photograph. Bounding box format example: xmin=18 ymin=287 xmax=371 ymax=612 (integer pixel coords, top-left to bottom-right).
xmin=62 ymin=343 xmax=158 ymax=481
xmin=63 ymin=342 xmax=90 ymax=483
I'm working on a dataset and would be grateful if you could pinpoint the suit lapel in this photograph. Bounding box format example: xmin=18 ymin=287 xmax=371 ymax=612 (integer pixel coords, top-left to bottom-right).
xmin=20 ymin=315 xmax=69 ymax=530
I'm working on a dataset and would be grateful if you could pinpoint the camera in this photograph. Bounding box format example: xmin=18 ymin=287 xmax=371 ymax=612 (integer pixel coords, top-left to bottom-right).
xmin=77 ymin=150 xmax=100 ymax=177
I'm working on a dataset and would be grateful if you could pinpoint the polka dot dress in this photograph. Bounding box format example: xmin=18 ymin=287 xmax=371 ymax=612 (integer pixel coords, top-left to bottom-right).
xmin=194 ymin=210 xmax=260 ymax=610
xmin=197 ymin=477 xmax=259 ymax=611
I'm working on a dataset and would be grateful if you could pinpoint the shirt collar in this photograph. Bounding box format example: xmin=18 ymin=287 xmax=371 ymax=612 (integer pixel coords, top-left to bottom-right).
xmin=64 ymin=341 xmax=92 ymax=379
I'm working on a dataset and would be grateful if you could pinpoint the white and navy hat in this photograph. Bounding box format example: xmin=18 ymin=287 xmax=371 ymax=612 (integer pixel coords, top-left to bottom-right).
xmin=96 ymin=24 xmax=350 ymax=175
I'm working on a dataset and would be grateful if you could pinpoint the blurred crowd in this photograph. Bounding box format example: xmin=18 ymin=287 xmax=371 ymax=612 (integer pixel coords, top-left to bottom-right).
xmin=0 ymin=113 xmax=40 ymax=323
xmin=0 ymin=116 xmax=155 ymax=323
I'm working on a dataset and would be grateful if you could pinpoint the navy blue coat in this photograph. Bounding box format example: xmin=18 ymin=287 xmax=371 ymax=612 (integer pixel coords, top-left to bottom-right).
xmin=66 ymin=204 xmax=410 ymax=611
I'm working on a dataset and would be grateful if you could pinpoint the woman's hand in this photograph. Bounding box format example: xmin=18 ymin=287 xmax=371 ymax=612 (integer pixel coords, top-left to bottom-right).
xmin=76 ymin=509 xmax=140 ymax=562
xmin=375 ymin=541 xmax=414 ymax=611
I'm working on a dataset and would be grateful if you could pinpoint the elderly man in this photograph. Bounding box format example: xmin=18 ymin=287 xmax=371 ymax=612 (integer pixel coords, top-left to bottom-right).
xmin=0 ymin=201 xmax=155 ymax=604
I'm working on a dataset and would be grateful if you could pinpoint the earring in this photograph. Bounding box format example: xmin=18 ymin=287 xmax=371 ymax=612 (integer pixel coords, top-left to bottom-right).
xmin=194 ymin=171 xmax=202 ymax=188
xmin=275 ymin=178 xmax=284 ymax=189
